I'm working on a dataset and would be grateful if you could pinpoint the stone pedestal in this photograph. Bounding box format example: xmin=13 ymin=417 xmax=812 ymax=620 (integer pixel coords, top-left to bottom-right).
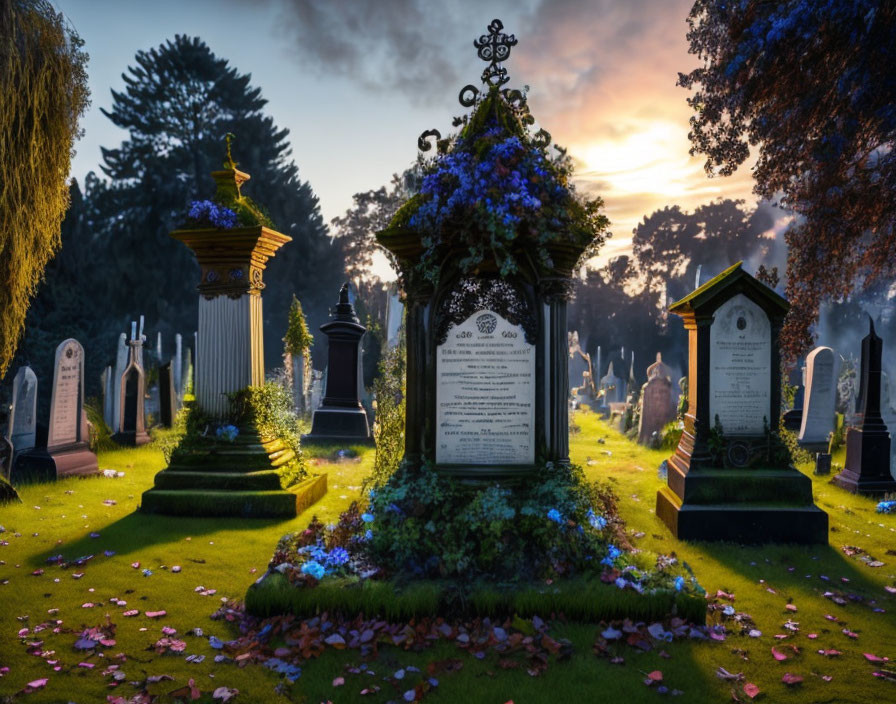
xmin=304 ymin=284 xmax=372 ymax=443
xmin=655 ymin=263 xmax=827 ymax=544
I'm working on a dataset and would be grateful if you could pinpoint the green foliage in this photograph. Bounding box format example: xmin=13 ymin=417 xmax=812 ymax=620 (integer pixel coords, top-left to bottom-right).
xmin=365 ymin=461 xmax=626 ymax=583
xmin=659 ymin=420 xmax=684 ymax=451
xmin=229 ymin=382 xmax=307 ymax=487
xmin=778 ymin=424 xmax=812 ymax=466
xmin=0 ymin=474 xmax=21 ymax=504
xmin=0 ymin=0 xmax=89 ymax=378
xmin=83 ymin=397 xmax=117 ymax=453
xmin=365 ymin=330 xmax=406 ymax=492
xmin=283 ymin=295 xmax=313 ymax=356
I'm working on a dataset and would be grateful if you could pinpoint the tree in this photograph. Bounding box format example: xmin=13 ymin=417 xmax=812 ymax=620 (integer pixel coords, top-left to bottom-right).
xmin=96 ymin=35 xmax=340 ymax=369
xmin=0 ymin=0 xmax=89 ymax=379
xmin=679 ymin=1 xmax=896 ymax=359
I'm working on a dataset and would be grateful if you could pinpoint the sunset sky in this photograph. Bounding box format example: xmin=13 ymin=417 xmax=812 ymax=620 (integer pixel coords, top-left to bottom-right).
xmin=62 ymin=0 xmax=762 ymax=272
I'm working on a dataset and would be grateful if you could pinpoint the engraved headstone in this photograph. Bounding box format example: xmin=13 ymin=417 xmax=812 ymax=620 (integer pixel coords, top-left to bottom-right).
xmin=8 ymin=366 xmax=37 ymax=456
xmin=655 ymin=262 xmax=827 ymax=543
xmin=798 ymin=347 xmax=839 ymax=449
xmin=833 ymin=319 xmax=896 ymax=494
xmin=437 ymin=310 xmax=535 ymax=465
xmin=46 ymin=339 xmax=98 ymax=477
xmin=112 ymin=333 xmax=128 ymax=433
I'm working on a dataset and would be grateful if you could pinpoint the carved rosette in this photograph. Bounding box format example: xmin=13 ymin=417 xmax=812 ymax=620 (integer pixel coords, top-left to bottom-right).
xmin=171 ymin=226 xmax=291 ymax=300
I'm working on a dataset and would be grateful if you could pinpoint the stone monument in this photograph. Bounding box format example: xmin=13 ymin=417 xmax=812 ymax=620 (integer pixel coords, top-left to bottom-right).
xmin=304 ymin=284 xmax=372 ymax=443
xmin=637 ymin=354 xmax=676 ymax=445
xmin=798 ymin=346 xmax=839 ymax=450
xmin=46 ymin=339 xmax=98 ymax=478
xmin=599 ymin=362 xmax=625 ymax=406
xmin=112 ymin=329 xmax=150 ymax=446
xmin=833 ymin=319 xmax=896 ymax=494
xmin=655 ymin=263 xmax=827 ymax=543
xmin=158 ymin=361 xmax=176 ymax=428
xmin=101 ymin=365 xmax=114 ymax=429
xmin=7 ymin=366 xmax=37 ymax=459
xmin=174 ymin=333 xmax=183 ymax=406
xmin=112 ymin=333 xmax=128 ymax=433
xmin=142 ymin=156 xmax=318 ymax=517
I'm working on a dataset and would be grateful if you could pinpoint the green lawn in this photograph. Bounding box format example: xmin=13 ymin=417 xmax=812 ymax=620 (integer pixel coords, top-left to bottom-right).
xmin=1 ymin=412 xmax=894 ymax=703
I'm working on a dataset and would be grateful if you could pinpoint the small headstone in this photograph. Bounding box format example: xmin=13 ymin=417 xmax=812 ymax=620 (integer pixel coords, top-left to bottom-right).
xmin=833 ymin=319 xmax=896 ymax=494
xmin=158 ymin=361 xmax=176 ymax=428
xmin=102 ymin=365 xmax=114 ymax=429
xmin=599 ymin=362 xmax=625 ymax=406
xmin=173 ymin=333 xmax=183 ymax=405
xmin=385 ymin=292 xmax=404 ymax=348
xmin=8 ymin=366 xmax=38 ymax=456
xmin=113 ymin=336 xmax=150 ymax=446
xmin=637 ymin=356 xmax=676 ymax=446
xmin=112 ymin=333 xmax=128 ymax=433
xmin=814 ymin=452 xmax=832 ymax=476
xmin=798 ymin=346 xmax=839 ymax=449
xmin=46 ymin=339 xmax=98 ymax=477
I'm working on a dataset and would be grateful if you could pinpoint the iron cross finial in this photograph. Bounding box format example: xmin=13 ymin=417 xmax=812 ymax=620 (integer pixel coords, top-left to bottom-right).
xmin=474 ymin=19 xmax=517 ymax=87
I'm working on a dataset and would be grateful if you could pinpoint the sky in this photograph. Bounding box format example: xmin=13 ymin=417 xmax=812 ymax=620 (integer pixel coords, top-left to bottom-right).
xmin=60 ymin=0 xmax=761 ymax=275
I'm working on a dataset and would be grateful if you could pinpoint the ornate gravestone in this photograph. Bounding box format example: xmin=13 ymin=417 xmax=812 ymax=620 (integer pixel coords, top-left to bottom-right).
xmin=8 ymin=366 xmax=38 ymax=458
xmin=655 ymin=263 xmax=827 ymax=543
xmin=833 ymin=320 xmax=896 ymax=494
xmin=112 ymin=334 xmax=150 ymax=446
xmin=142 ymin=158 xmax=314 ymax=518
xmin=46 ymin=339 xmax=98 ymax=478
xmin=798 ymin=347 xmax=839 ymax=450
xmin=304 ymin=284 xmax=372 ymax=443
xmin=112 ymin=333 xmax=128 ymax=433
xmin=159 ymin=361 xmax=176 ymax=428
xmin=637 ymin=354 xmax=676 ymax=445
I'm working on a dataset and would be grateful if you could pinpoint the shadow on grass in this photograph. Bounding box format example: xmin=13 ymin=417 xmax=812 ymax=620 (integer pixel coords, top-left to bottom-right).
xmin=28 ymin=508 xmax=289 ymax=568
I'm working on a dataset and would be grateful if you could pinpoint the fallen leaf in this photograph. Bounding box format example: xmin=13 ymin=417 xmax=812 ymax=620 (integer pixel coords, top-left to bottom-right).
xmin=781 ymin=673 xmax=803 ymax=686
xmin=743 ymin=683 xmax=761 ymax=699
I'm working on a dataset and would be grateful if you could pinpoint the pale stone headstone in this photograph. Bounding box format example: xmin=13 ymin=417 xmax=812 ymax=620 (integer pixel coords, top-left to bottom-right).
xmin=599 ymin=362 xmax=625 ymax=405
xmin=436 ymin=310 xmax=535 ymax=465
xmin=8 ymin=366 xmax=37 ymax=456
xmin=708 ymin=293 xmax=771 ymax=435
xmin=112 ymin=333 xmax=128 ymax=433
xmin=638 ymin=373 xmax=675 ymax=445
xmin=173 ymin=333 xmax=183 ymax=404
xmin=798 ymin=346 xmax=839 ymax=447
xmin=46 ymin=338 xmax=98 ymax=477
xmin=385 ymin=292 xmax=404 ymax=348
xmin=155 ymin=331 xmax=162 ymax=363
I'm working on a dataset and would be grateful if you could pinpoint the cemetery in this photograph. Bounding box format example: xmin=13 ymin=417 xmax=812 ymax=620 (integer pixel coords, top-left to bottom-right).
xmin=2 ymin=5 xmax=895 ymax=704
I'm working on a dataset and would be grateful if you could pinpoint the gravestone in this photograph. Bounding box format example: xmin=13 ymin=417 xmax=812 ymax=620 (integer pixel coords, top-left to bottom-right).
xmin=599 ymin=362 xmax=625 ymax=405
xmin=291 ymin=352 xmax=306 ymax=416
xmin=655 ymin=263 xmax=827 ymax=543
xmin=385 ymin=291 xmax=404 ymax=348
xmin=782 ymin=379 xmax=804 ymax=431
xmin=638 ymin=354 xmax=676 ymax=445
xmin=46 ymin=339 xmax=98 ymax=477
xmin=8 ymin=366 xmax=37 ymax=457
xmin=155 ymin=331 xmax=163 ymax=363
xmin=833 ymin=319 xmax=896 ymax=494
xmin=304 ymin=284 xmax=372 ymax=443
xmin=158 ymin=361 xmax=176 ymax=428
xmin=102 ymin=365 xmax=114 ymax=429
xmin=174 ymin=333 xmax=183 ymax=405
xmin=798 ymin=347 xmax=839 ymax=450
xmin=112 ymin=333 xmax=128 ymax=433
xmin=112 ymin=335 xmax=150 ymax=446
xmin=310 ymin=371 xmax=323 ymax=412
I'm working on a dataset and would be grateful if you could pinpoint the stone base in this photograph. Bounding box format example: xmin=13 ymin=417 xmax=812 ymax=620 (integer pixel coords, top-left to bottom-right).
xmin=303 ymin=406 xmax=372 ymax=443
xmin=831 ymin=468 xmax=896 ymax=495
xmin=656 ymin=486 xmax=828 ymax=544
xmin=111 ymin=429 xmax=151 ymax=447
xmin=11 ymin=449 xmax=57 ymax=484
xmin=50 ymin=444 xmax=100 ymax=478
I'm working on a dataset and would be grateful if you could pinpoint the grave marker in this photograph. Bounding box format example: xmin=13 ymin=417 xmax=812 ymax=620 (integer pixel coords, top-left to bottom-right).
xmin=8 ymin=366 xmax=37 ymax=457
xmin=798 ymin=346 xmax=839 ymax=450
xmin=46 ymin=339 xmax=98 ymax=477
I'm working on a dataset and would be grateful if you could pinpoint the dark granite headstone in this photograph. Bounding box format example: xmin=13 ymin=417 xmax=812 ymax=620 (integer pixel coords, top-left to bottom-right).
xmin=159 ymin=361 xmax=176 ymax=428
xmin=303 ymin=284 xmax=372 ymax=443
xmin=814 ymin=453 xmax=832 ymax=476
xmin=833 ymin=319 xmax=896 ymax=494
xmin=655 ymin=263 xmax=827 ymax=544
xmin=112 ymin=338 xmax=150 ymax=446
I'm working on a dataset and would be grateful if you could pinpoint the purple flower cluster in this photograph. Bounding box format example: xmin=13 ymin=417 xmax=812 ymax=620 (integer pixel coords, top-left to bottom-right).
xmin=187 ymin=200 xmax=238 ymax=229
xmin=409 ymin=133 xmax=569 ymax=255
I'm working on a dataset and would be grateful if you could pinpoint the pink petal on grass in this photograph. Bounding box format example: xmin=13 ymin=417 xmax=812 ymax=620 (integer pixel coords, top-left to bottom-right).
xmin=781 ymin=673 xmax=803 ymax=686
xmin=743 ymin=683 xmax=761 ymax=699
xmin=146 ymin=610 xmax=167 ymax=618
xmin=864 ymin=653 xmax=890 ymax=663
xmin=122 ymin=610 xmax=139 ymax=617
xmin=333 ymin=677 xmax=345 ymax=687
xmin=771 ymin=647 xmax=789 ymax=661
xmin=23 ymin=678 xmax=48 ymax=692
xmin=646 ymin=670 xmax=663 ymax=682
xmin=842 ymin=629 xmax=859 ymax=639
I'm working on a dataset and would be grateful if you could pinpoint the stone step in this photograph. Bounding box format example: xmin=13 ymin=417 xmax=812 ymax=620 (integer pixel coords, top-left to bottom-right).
xmin=140 ymin=489 xmax=298 ymax=518
xmin=153 ymin=470 xmax=283 ymax=492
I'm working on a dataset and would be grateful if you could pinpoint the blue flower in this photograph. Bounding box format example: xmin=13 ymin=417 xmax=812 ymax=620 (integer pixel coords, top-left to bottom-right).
xmin=586 ymin=509 xmax=608 ymax=530
xmin=216 ymin=424 xmax=239 ymax=442
xmin=877 ymin=500 xmax=896 ymax=514
xmin=547 ymin=508 xmax=563 ymax=524
xmin=327 ymin=547 xmax=350 ymax=567
xmin=300 ymin=560 xmax=326 ymax=580
xmin=601 ymin=545 xmax=622 ymax=566
xmin=364 ymin=529 xmax=373 ymax=541
xmin=187 ymin=200 xmax=238 ymax=229
xmin=361 ymin=512 xmax=375 ymax=523
xmin=674 ymin=576 xmax=685 ymax=592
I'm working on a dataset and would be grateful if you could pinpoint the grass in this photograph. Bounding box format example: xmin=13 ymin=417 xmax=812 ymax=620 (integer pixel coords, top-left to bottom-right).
xmin=0 ymin=411 xmax=893 ymax=703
